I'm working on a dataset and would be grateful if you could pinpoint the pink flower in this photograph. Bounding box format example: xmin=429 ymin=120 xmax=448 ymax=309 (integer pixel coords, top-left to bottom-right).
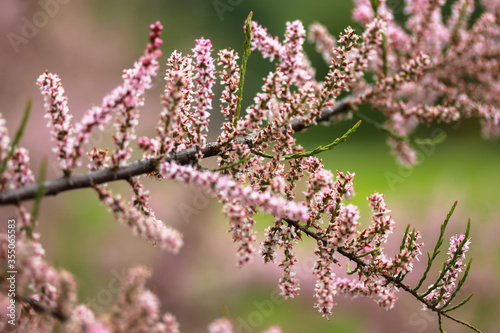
xmin=217 ymin=48 xmax=240 ymax=136
xmin=208 ymin=318 xmax=234 ymax=333
xmin=328 ymin=203 xmax=359 ymax=248
xmin=387 ymin=138 xmax=417 ymax=166
xmin=250 ymin=21 xmax=283 ymax=61
xmin=74 ymin=22 xmax=163 ymax=169
xmin=424 ymin=233 xmax=471 ymax=308
xmin=37 ymin=71 xmax=75 ymax=173
xmin=223 ymin=202 xmax=257 ymax=267
xmin=159 ymin=161 xmax=309 ymax=221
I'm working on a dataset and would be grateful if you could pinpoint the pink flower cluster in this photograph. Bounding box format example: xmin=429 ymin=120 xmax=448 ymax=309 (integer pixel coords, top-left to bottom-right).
xmin=94 ymin=184 xmax=183 ymax=253
xmin=140 ymin=38 xmax=215 ymax=161
xmin=0 ymin=115 xmax=34 ymax=190
xmin=0 ymin=228 xmax=77 ymax=331
xmin=37 ymin=71 xmax=75 ymax=173
xmin=159 ymin=161 xmax=309 ymax=222
xmin=64 ymin=267 xmax=182 ymax=332
xmin=217 ymin=48 xmax=240 ymax=140
xmin=1 ymin=1 xmax=493 ymax=330
xmin=424 ymin=233 xmax=471 ymax=308
xmin=350 ymin=0 xmax=500 ymax=163
xmin=38 ymin=22 xmax=163 ymax=173
xmin=154 ymin=51 xmax=195 ymax=156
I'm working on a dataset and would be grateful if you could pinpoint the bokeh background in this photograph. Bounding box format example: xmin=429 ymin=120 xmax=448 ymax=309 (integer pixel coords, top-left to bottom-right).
xmin=0 ymin=0 xmax=499 ymax=332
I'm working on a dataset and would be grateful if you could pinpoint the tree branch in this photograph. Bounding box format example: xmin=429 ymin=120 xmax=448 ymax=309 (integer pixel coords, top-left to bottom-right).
xmin=283 ymin=218 xmax=482 ymax=333
xmin=0 ymin=96 xmax=354 ymax=205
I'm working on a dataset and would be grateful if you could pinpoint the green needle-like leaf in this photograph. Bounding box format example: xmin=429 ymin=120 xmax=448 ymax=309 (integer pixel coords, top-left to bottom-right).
xmin=285 ymin=120 xmax=362 ymax=159
xmin=443 ymin=293 xmax=473 ymax=313
xmin=444 ymin=260 xmax=471 ymax=309
xmin=414 ymin=132 xmax=447 ymax=146
xmin=414 ymin=201 xmax=457 ymax=291
xmin=438 ymin=313 xmax=445 ymax=333
xmin=400 ymin=224 xmax=410 ymax=252
xmin=0 ymin=100 xmax=32 ymax=179
xmin=212 ymin=156 xmax=251 ymax=171
xmin=31 ymin=157 xmax=48 ymax=222
xmin=234 ymin=11 xmax=253 ymax=127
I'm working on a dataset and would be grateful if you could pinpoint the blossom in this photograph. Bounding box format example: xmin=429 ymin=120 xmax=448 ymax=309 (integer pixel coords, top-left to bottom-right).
xmin=156 ymin=51 xmax=194 ymax=156
xmin=192 ymin=37 xmax=216 ymax=159
xmin=334 ymin=276 xmax=398 ymax=310
xmin=308 ymin=23 xmax=336 ymax=63
xmin=208 ymin=318 xmax=234 ymax=333
xmin=328 ymin=203 xmax=359 ymax=248
xmin=94 ymin=185 xmax=183 ymax=253
xmin=313 ymin=241 xmax=337 ymax=317
xmin=74 ymin=22 xmax=163 ymax=169
xmin=37 ymin=71 xmax=75 ymax=173
xmin=159 ymin=161 xmax=309 ymax=221
xmin=223 ymin=202 xmax=257 ymax=267
xmin=217 ymin=48 xmax=240 ymax=138
xmin=3 ymin=3 xmax=495 ymax=329
xmin=250 ymin=20 xmax=283 ymax=61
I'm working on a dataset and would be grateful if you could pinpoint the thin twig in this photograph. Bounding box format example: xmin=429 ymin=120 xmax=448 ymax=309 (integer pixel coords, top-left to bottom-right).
xmin=0 ymin=95 xmax=354 ymax=205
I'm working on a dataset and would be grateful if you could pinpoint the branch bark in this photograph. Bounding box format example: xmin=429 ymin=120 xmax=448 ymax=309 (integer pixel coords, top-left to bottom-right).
xmin=0 ymin=96 xmax=353 ymax=205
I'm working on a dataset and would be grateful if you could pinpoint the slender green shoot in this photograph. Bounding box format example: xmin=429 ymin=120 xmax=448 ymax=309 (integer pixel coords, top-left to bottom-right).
xmin=249 ymin=120 xmax=361 ymax=161
xmin=234 ymin=11 xmax=253 ymax=127
xmin=415 ymin=132 xmax=447 ymax=146
xmin=422 ymin=219 xmax=470 ymax=300
xmin=346 ymin=262 xmax=360 ymax=275
xmin=212 ymin=156 xmax=251 ymax=171
xmin=414 ymin=201 xmax=457 ymax=291
xmin=370 ymin=0 xmax=380 ymax=14
xmin=285 ymin=120 xmax=361 ymax=159
xmin=399 ymin=224 xmax=411 ymax=252
xmin=443 ymin=292 xmax=473 ymax=313
xmin=438 ymin=313 xmax=445 ymax=333
xmin=0 ymin=100 xmax=32 ymax=178
xmin=445 ymin=0 xmax=470 ymax=53
xmin=357 ymin=247 xmax=380 ymax=258
xmin=31 ymin=157 xmax=48 ymax=222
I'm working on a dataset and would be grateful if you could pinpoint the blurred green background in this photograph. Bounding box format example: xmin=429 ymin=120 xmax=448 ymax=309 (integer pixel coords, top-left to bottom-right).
xmin=0 ymin=0 xmax=498 ymax=332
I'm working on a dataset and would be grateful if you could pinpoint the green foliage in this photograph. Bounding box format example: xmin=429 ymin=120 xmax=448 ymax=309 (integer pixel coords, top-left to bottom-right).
xmin=0 ymin=100 xmax=31 ymax=179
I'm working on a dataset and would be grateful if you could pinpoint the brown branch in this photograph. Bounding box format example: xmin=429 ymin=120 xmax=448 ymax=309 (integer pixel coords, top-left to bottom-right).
xmin=283 ymin=218 xmax=482 ymax=333
xmin=0 ymin=96 xmax=353 ymax=206
xmin=0 ymin=286 xmax=70 ymax=322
